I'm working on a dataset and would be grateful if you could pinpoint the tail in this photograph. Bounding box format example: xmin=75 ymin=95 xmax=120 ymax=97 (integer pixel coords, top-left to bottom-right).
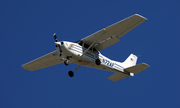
xmin=122 ymin=54 xmax=138 ymax=68
xmin=107 ymin=54 xmax=150 ymax=82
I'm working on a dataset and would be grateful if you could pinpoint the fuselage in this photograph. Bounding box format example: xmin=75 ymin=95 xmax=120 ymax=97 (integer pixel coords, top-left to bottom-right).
xmin=55 ymin=41 xmax=125 ymax=73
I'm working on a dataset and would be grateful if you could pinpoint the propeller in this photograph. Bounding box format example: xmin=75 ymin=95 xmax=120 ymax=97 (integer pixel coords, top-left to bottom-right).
xmin=53 ymin=33 xmax=58 ymax=42
xmin=53 ymin=33 xmax=62 ymax=56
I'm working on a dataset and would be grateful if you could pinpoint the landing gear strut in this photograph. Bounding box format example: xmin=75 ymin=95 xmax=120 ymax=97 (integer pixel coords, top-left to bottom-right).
xmin=68 ymin=65 xmax=81 ymax=77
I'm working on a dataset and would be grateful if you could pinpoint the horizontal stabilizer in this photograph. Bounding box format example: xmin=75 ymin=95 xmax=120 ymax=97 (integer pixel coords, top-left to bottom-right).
xmin=124 ymin=63 xmax=150 ymax=74
xmin=108 ymin=72 xmax=129 ymax=82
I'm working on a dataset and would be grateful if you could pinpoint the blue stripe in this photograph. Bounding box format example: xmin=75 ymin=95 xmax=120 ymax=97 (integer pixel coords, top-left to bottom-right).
xmin=115 ymin=63 xmax=124 ymax=69
xmin=114 ymin=66 xmax=122 ymax=70
xmin=73 ymin=45 xmax=81 ymax=49
xmin=73 ymin=44 xmax=100 ymax=55
xmin=112 ymin=65 xmax=121 ymax=70
xmin=71 ymin=45 xmax=112 ymax=61
xmin=72 ymin=44 xmax=124 ymax=70
xmin=72 ymin=47 xmax=123 ymax=69
xmin=71 ymin=47 xmax=81 ymax=52
xmin=114 ymin=68 xmax=121 ymax=71
xmin=72 ymin=46 xmax=82 ymax=50
xmin=72 ymin=47 xmax=96 ymax=59
xmin=70 ymin=48 xmax=82 ymax=54
xmin=70 ymin=48 xmax=95 ymax=60
xmin=99 ymin=55 xmax=104 ymax=58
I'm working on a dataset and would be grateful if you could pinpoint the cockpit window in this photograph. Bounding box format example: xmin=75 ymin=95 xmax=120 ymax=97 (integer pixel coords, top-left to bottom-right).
xmin=78 ymin=41 xmax=83 ymax=46
xmin=94 ymin=50 xmax=99 ymax=54
xmin=84 ymin=43 xmax=89 ymax=49
xmin=76 ymin=41 xmax=99 ymax=53
xmin=84 ymin=43 xmax=98 ymax=52
xmin=93 ymin=48 xmax=97 ymax=52
xmin=75 ymin=40 xmax=80 ymax=43
xmin=75 ymin=40 xmax=83 ymax=46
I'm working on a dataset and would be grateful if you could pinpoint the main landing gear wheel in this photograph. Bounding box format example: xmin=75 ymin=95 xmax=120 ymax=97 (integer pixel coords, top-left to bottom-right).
xmin=64 ymin=60 xmax=69 ymax=66
xmin=95 ymin=59 xmax=101 ymax=65
xmin=68 ymin=71 xmax=74 ymax=77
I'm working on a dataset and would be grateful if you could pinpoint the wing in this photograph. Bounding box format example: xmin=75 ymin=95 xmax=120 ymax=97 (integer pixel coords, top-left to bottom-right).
xmin=22 ymin=51 xmax=63 ymax=71
xmin=81 ymin=14 xmax=147 ymax=51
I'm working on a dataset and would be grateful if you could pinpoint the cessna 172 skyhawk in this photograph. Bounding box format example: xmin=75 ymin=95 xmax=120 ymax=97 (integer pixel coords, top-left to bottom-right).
xmin=22 ymin=14 xmax=150 ymax=81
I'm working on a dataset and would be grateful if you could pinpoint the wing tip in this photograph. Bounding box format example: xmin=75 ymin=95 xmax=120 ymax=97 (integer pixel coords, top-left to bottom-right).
xmin=134 ymin=14 xmax=148 ymax=20
xmin=142 ymin=63 xmax=150 ymax=68
xmin=21 ymin=65 xmax=34 ymax=71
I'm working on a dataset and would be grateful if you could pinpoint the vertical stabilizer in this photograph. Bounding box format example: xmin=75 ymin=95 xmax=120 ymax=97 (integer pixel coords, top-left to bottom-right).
xmin=122 ymin=54 xmax=138 ymax=68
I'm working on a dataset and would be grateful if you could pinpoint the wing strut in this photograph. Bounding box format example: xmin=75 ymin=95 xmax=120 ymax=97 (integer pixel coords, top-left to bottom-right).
xmin=68 ymin=65 xmax=81 ymax=77
xmin=81 ymin=29 xmax=106 ymax=57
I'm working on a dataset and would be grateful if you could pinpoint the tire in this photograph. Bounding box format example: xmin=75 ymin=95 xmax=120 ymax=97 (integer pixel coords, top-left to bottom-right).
xmin=95 ymin=59 xmax=101 ymax=65
xmin=68 ymin=71 xmax=74 ymax=77
xmin=64 ymin=60 xmax=69 ymax=66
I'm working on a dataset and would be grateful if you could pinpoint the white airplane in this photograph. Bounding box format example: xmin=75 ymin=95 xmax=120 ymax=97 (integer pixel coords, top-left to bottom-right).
xmin=22 ymin=14 xmax=150 ymax=81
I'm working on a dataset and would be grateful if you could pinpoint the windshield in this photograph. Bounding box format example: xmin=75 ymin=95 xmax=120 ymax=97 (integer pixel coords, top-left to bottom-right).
xmin=77 ymin=41 xmax=99 ymax=53
xmin=94 ymin=50 xmax=99 ymax=54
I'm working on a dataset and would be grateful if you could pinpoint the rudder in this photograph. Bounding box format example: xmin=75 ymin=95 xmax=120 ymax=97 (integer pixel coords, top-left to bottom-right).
xmin=122 ymin=54 xmax=137 ymax=68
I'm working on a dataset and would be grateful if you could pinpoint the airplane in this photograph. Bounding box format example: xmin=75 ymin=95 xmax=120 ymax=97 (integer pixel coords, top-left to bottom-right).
xmin=22 ymin=14 xmax=150 ymax=81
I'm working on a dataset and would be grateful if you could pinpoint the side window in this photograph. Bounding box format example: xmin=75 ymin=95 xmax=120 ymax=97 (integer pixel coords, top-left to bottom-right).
xmin=80 ymin=42 xmax=99 ymax=53
xmin=94 ymin=51 xmax=99 ymax=54
xmin=78 ymin=41 xmax=83 ymax=46
xmin=84 ymin=43 xmax=89 ymax=49
xmin=93 ymin=48 xmax=97 ymax=52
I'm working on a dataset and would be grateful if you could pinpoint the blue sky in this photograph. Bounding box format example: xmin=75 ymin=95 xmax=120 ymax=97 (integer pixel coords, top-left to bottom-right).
xmin=1 ymin=0 xmax=180 ymax=107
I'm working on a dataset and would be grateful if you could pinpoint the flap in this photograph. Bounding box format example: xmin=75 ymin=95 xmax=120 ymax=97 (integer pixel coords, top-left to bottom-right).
xmin=94 ymin=36 xmax=120 ymax=51
xmin=22 ymin=51 xmax=64 ymax=71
